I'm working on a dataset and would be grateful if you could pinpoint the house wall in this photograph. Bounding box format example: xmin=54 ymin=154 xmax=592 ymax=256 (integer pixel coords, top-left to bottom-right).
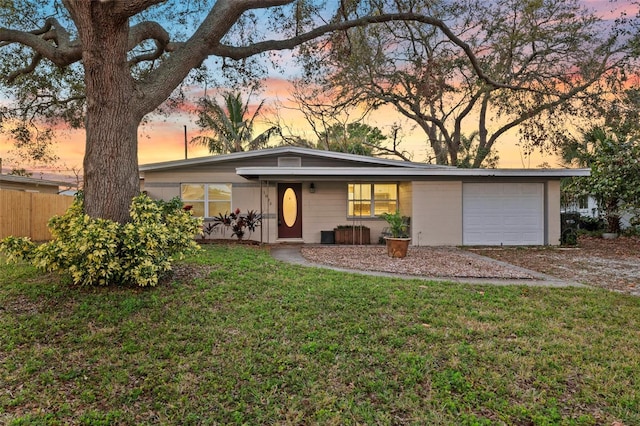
xmin=142 ymin=162 xmax=565 ymax=246
xmin=142 ymin=170 xmax=393 ymax=244
xmin=300 ymin=181 xmax=389 ymax=244
xmin=411 ymin=181 xmax=463 ymax=246
xmin=546 ymin=180 xmax=561 ymax=245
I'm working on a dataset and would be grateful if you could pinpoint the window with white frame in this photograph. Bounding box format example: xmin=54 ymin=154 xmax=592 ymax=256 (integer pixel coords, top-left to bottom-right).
xmin=348 ymin=183 xmax=398 ymax=217
xmin=577 ymin=195 xmax=589 ymax=210
xmin=180 ymin=183 xmax=232 ymax=218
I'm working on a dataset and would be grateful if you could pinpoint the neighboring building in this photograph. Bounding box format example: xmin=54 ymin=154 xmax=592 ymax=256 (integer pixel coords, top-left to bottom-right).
xmin=0 ymin=174 xmax=73 ymax=194
xmin=140 ymin=147 xmax=589 ymax=246
xmin=563 ymin=194 xmax=635 ymax=229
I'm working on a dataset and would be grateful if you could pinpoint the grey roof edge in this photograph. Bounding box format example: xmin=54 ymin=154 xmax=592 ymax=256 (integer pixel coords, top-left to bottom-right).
xmin=236 ymin=166 xmax=591 ymax=178
xmin=139 ymin=146 xmax=453 ymax=172
xmin=0 ymin=174 xmax=76 ymax=187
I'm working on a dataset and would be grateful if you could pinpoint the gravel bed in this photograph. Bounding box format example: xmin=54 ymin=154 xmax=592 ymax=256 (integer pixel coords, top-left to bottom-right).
xmin=301 ymin=245 xmax=536 ymax=279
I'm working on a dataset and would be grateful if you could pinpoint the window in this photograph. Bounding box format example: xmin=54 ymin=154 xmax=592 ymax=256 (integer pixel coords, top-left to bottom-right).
xmin=348 ymin=183 xmax=397 ymax=217
xmin=181 ymin=183 xmax=232 ymax=218
xmin=578 ymin=195 xmax=589 ymax=210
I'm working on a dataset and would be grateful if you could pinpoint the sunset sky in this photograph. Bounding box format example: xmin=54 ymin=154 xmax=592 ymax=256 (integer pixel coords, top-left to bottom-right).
xmin=0 ymin=0 xmax=633 ymax=178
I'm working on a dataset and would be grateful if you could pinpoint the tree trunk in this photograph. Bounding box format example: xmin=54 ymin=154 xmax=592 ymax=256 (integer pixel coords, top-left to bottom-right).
xmin=74 ymin=4 xmax=142 ymax=223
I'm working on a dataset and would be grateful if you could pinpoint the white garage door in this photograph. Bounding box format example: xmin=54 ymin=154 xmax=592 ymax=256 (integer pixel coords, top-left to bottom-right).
xmin=463 ymin=183 xmax=544 ymax=246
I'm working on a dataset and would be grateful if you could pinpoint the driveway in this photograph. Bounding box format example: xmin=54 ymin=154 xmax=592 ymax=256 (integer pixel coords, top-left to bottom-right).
xmin=469 ymin=236 xmax=640 ymax=296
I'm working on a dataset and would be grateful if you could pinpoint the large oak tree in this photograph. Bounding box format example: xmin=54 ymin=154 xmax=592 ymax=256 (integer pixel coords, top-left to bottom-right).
xmin=0 ymin=0 xmax=500 ymax=223
xmin=296 ymin=0 xmax=637 ymax=166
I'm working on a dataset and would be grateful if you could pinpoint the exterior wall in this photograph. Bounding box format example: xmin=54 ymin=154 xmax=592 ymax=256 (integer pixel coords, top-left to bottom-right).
xmin=546 ymin=180 xmax=561 ymax=246
xmin=142 ymin=171 xmax=390 ymax=244
xmin=411 ymin=181 xmax=463 ymax=246
xmin=299 ymin=181 xmax=388 ymax=244
xmin=142 ymin=162 xmax=565 ymax=246
xmin=302 ymin=181 xmax=349 ymax=243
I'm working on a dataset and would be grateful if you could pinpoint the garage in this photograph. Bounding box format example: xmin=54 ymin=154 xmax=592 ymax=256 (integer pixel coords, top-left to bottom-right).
xmin=463 ymin=183 xmax=544 ymax=246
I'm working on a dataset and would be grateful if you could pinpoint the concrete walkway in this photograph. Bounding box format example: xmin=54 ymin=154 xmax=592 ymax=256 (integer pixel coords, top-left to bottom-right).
xmin=270 ymin=246 xmax=588 ymax=288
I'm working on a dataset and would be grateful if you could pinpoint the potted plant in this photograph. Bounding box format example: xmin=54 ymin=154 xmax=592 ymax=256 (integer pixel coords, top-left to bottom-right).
xmin=380 ymin=211 xmax=411 ymax=258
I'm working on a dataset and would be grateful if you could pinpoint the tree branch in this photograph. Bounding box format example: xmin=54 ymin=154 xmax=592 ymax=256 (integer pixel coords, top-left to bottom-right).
xmin=96 ymin=0 xmax=166 ymax=21
xmin=6 ymin=52 xmax=42 ymax=83
xmin=211 ymin=13 xmax=504 ymax=90
xmin=127 ymin=21 xmax=182 ymax=66
xmin=0 ymin=17 xmax=82 ymax=71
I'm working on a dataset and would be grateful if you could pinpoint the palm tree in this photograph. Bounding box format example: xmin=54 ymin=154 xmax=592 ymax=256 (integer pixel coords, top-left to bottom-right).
xmin=192 ymin=92 xmax=279 ymax=154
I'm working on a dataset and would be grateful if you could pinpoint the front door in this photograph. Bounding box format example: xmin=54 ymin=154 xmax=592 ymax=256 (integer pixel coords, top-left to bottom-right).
xmin=278 ymin=183 xmax=302 ymax=239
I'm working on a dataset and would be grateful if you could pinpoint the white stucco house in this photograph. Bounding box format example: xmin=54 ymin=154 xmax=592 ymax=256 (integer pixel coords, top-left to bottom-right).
xmin=139 ymin=147 xmax=590 ymax=246
xmin=563 ymin=195 xmax=635 ymax=229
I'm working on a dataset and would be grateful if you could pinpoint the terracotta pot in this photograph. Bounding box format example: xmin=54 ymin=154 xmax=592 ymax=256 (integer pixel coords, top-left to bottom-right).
xmin=385 ymin=237 xmax=411 ymax=258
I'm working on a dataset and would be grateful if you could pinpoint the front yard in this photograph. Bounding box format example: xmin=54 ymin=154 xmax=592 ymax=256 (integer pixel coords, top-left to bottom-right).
xmin=1 ymin=244 xmax=639 ymax=425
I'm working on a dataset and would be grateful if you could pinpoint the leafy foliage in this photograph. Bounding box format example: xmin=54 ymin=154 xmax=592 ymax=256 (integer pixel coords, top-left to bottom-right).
xmin=191 ymin=92 xmax=279 ymax=154
xmin=212 ymin=208 xmax=262 ymax=240
xmin=380 ymin=210 xmax=410 ymax=238
xmin=0 ymin=193 xmax=202 ymax=286
xmin=563 ymin=127 xmax=640 ymax=233
xmin=318 ymin=122 xmax=387 ymax=156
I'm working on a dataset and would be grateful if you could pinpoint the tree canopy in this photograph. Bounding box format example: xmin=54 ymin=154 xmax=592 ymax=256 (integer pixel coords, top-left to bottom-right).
xmin=295 ymin=0 xmax=638 ymax=166
xmin=562 ymin=126 xmax=640 ymax=233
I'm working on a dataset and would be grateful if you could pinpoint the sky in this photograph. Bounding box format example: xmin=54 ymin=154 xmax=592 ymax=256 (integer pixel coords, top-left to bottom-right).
xmin=0 ymin=0 xmax=634 ymax=178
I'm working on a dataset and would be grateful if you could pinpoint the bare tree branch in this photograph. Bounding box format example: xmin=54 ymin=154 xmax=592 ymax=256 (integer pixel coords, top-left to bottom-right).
xmin=127 ymin=21 xmax=183 ymax=66
xmin=0 ymin=17 xmax=81 ymax=70
xmin=211 ymin=13 xmax=503 ymax=90
xmin=6 ymin=52 xmax=43 ymax=83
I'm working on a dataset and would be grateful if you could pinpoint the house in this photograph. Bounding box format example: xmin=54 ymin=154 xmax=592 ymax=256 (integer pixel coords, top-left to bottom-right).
xmin=139 ymin=147 xmax=590 ymax=246
xmin=0 ymin=174 xmax=72 ymax=194
xmin=563 ymin=194 xmax=635 ymax=229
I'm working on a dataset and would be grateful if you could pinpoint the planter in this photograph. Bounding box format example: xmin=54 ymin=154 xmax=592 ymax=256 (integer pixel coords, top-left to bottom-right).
xmin=385 ymin=237 xmax=411 ymax=258
xmin=602 ymin=232 xmax=619 ymax=240
xmin=334 ymin=226 xmax=370 ymax=245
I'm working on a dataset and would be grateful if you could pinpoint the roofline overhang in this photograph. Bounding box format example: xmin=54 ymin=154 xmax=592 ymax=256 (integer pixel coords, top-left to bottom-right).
xmin=0 ymin=174 xmax=75 ymax=187
xmin=236 ymin=166 xmax=591 ymax=180
xmin=139 ymin=146 xmax=453 ymax=172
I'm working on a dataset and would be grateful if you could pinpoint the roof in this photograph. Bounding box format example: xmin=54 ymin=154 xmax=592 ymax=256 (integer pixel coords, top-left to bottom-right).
xmin=138 ymin=146 xmax=590 ymax=179
xmin=139 ymin=146 xmax=454 ymax=172
xmin=0 ymin=174 xmax=73 ymax=188
xmin=235 ymin=166 xmax=591 ymax=180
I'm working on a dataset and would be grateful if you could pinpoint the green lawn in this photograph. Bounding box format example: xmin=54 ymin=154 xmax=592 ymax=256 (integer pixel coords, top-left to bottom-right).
xmin=1 ymin=245 xmax=639 ymax=425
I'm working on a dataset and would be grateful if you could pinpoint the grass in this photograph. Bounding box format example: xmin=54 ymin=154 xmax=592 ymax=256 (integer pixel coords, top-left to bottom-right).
xmin=1 ymin=244 xmax=639 ymax=425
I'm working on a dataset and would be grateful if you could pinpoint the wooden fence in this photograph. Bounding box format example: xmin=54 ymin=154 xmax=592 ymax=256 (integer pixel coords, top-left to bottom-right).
xmin=0 ymin=190 xmax=74 ymax=241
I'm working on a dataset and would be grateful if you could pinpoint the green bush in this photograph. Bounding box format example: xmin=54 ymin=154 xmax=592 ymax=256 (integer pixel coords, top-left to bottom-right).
xmin=0 ymin=193 xmax=202 ymax=287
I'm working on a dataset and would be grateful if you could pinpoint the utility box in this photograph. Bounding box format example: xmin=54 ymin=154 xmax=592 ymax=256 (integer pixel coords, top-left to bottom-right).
xmin=560 ymin=212 xmax=580 ymax=245
xmin=320 ymin=230 xmax=335 ymax=244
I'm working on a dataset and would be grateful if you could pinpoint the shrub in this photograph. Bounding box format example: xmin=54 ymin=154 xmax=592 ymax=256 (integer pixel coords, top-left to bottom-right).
xmin=578 ymin=215 xmax=605 ymax=232
xmin=0 ymin=193 xmax=202 ymax=287
xmin=211 ymin=208 xmax=262 ymax=240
